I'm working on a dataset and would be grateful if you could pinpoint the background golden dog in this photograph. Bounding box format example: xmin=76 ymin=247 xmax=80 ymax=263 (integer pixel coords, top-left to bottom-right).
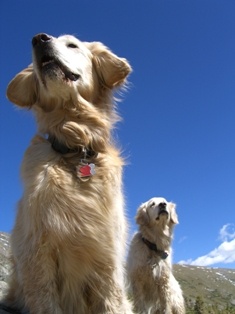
xmin=127 ymin=197 xmax=185 ymax=314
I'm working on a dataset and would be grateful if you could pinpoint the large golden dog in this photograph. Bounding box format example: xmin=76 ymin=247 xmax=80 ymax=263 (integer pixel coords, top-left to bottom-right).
xmin=127 ymin=197 xmax=185 ymax=314
xmin=5 ymin=33 xmax=132 ymax=314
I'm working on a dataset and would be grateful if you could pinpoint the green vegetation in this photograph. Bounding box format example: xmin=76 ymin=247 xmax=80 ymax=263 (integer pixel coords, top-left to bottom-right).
xmin=173 ymin=265 xmax=235 ymax=313
xmin=185 ymin=295 xmax=235 ymax=313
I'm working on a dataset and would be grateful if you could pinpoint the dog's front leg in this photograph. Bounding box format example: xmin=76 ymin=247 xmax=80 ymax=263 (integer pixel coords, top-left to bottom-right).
xmin=156 ymin=286 xmax=173 ymax=314
xmin=19 ymin=245 xmax=63 ymax=314
xmin=86 ymin=273 xmax=133 ymax=314
xmin=154 ymin=308 xmax=171 ymax=314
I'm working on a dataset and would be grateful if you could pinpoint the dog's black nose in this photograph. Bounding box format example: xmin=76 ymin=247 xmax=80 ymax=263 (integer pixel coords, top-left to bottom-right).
xmin=159 ymin=202 xmax=167 ymax=210
xmin=32 ymin=33 xmax=52 ymax=47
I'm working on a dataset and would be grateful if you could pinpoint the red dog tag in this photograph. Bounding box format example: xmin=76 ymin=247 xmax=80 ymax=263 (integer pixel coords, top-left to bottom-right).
xmin=77 ymin=163 xmax=96 ymax=178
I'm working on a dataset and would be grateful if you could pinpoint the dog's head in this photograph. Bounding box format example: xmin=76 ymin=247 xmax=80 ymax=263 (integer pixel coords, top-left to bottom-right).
xmin=136 ymin=197 xmax=179 ymax=228
xmin=7 ymin=33 xmax=131 ymax=152
xmin=7 ymin=33 xmax=131 ymax=107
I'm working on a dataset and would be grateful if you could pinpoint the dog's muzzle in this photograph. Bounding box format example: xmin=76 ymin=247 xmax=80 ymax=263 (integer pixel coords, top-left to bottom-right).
xmin=158 ymin=202 xmax=168 ymax=216
xmin=32 ymin=33 xmax=80 ymax=81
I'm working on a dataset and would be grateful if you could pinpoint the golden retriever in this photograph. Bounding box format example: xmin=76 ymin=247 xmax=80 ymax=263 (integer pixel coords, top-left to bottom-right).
xmin=5 ymin=33 xmax=133 ymax=314
xmin=127 ymin=197 xmax=185 ymax=314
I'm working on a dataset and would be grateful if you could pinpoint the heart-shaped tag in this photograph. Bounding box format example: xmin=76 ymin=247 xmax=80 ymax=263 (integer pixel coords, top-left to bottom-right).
xmin=77 ymin=163 xmax=96 ymax=178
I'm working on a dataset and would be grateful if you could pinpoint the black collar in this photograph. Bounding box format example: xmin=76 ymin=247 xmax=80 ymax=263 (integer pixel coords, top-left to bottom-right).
xmin=142 ymin=237 xmax=168 ymax=259
xmin=48 ymin=135 xmax=97 ymax=158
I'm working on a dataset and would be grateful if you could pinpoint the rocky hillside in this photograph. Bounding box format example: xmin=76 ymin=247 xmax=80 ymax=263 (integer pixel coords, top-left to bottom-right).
xmin=0 ymin=233 xmax=235 ymax=313
xmin=174 ymin=264 xmax=235 ymax=310
xmin=0 ymin=233 xmax=10 ymax=300
xmin=0 ymin=232 xmax=12 ymax=314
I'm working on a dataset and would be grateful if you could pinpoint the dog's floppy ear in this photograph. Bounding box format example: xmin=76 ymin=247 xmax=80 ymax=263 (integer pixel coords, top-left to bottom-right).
xmin=7 ymin=66 xmax=37 ymax=107
xmin=136 ymin=203 xmax=149 ymax=226
xmin=87 ymin=42 xmax=132 ymax=88
xmin=169 ymin=202 xmax=179 ymax=224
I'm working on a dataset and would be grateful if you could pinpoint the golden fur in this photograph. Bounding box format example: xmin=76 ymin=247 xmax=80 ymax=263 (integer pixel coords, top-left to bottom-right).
xmin=5 ymin=33 xmax=133 ymax=314
xmin=127 ymin=197 xmax=185 ymax=314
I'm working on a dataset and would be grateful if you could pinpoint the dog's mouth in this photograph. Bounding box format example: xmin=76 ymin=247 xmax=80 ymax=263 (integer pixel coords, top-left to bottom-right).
xmin=40 ymin=55 xmax=80 ymax=82
xmin=156 ymin=209 xmax=169 ymax=220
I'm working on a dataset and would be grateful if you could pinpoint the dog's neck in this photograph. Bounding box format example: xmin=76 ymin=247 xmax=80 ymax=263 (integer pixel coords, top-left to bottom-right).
xmin=48 ymin=134 xmax=97 ymax=158
xmin=140 ymin=225 xmax=173 ymax=257
xmin=47 ymin=135 xmax=98 ymax=180
xmin=142 ymin=237 xmax=168 ymax=259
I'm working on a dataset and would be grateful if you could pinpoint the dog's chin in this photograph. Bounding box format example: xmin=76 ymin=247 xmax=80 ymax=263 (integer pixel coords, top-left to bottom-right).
xmin=156 ymin=210 xmax=169 ymax=222
xmin=41 ymin=62 xmax=80 ymax=83
xmin=35 ymin=64 xmax=81 ymax=102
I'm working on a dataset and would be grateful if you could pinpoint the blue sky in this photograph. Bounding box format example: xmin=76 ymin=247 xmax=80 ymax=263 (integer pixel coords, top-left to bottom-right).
xmin=1 ymin=0 xmax=235 ymax=268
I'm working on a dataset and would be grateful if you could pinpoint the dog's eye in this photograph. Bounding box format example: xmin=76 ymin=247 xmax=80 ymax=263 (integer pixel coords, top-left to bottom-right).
xmin=67 ymin=43 xmax=78 ymax=49
xmin=150 ymin=202 xmax=155 ymax=208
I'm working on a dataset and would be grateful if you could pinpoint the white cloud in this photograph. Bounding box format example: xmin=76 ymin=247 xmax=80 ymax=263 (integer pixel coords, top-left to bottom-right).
xmin=178 ymin=224 xmax=235 ymax=267
xmin=178 ymin=236 xmax=187 ymax=244
xmin=219 ymin=223 xmax=235 ymax=241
